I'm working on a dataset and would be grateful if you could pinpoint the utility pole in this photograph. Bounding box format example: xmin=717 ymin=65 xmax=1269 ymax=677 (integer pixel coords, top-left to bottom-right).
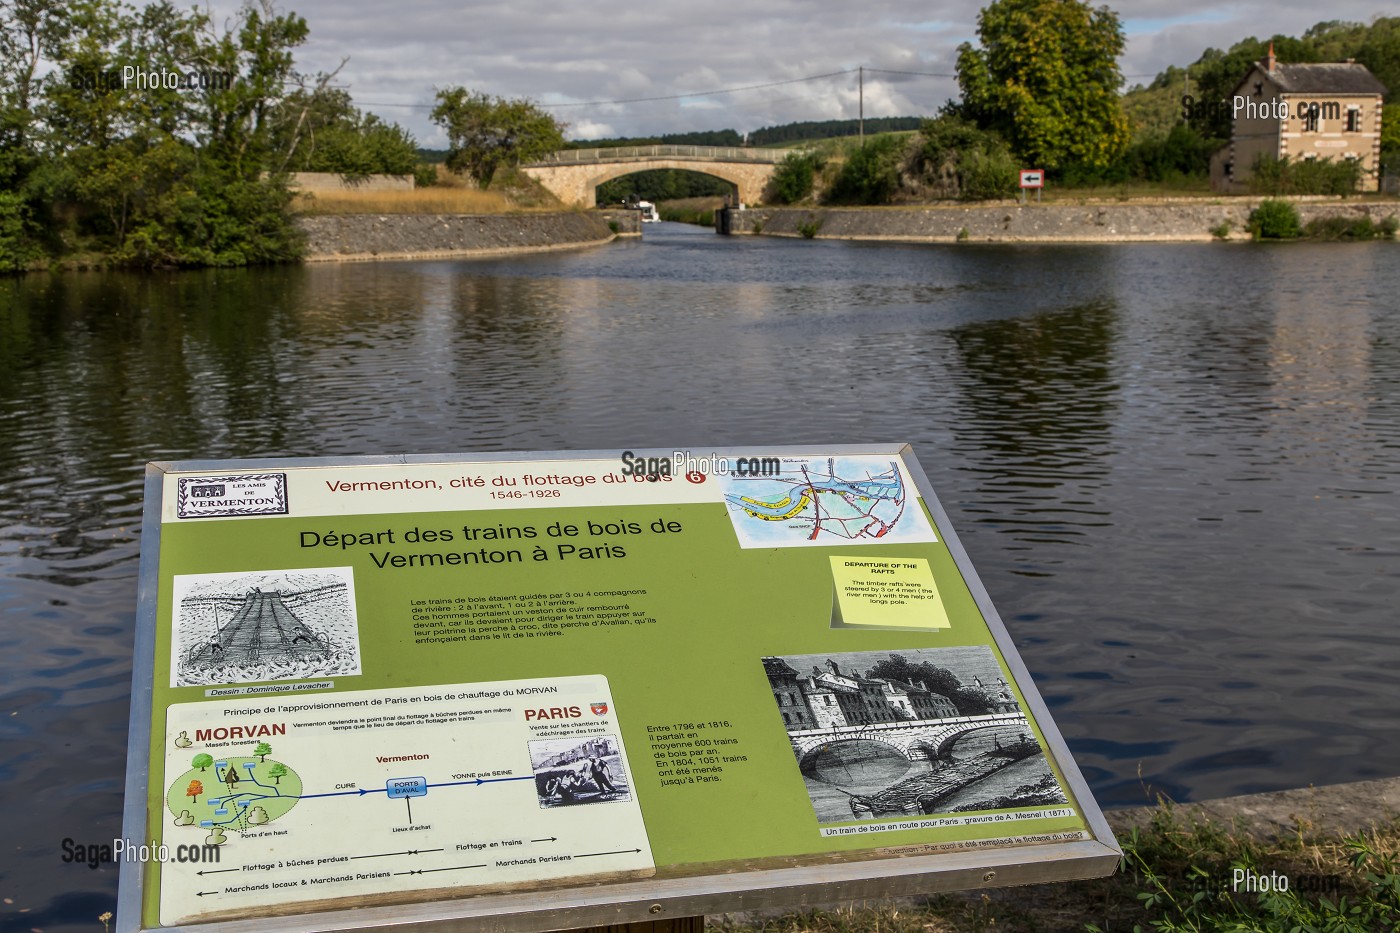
xmin=859 ymin=66 xmax=864 ymax=143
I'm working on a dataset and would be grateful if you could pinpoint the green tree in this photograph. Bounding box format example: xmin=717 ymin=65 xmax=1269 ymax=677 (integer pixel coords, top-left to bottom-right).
xmin=956 ymin=0 xmax=1131 ymax=172
xmin=274 ymin=85 xmax=418 ymax=179
xmin=768 ymin=151 xmax=822 ymax=203
xmin=1381 ymin=103 xmax=1400 ymax=176
xmin=267 ymin=762 xmax=288 ymax=784
xmin=430 ymin=88 xmax=564 ymax=188
xmin=866 ymin=654 xmax=991 ymax=716
xmin=0 ymin=0 xmax=72 ymax=153
xmin=254 ymin=742 xmax=271 ymax=762
xmin=19 ymin=0 xmax=305 ymax=265
xmin=1353 ymin=17 xmax=1400 ymax=98
xmin=192 ymin=753 xmax=214 ymax=772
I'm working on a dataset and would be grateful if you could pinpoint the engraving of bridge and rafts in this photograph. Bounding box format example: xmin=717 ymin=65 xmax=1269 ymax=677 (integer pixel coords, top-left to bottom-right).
xmin=185 ymin=588 xmax=332 ymax=666
xmin=793 ymin=713 xmax=1044 ymax=817
xmin=789 ymin=712 xmax=1032 ymax=768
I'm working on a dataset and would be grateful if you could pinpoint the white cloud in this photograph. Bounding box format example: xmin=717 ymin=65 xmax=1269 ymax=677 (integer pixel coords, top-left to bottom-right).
xmin=179 ymin=0 xmax=1390 ymax=143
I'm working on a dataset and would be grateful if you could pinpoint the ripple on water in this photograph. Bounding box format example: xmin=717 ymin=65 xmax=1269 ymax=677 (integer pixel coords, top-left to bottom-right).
xmin=2 ymin=236 xmax=1399 ymax=927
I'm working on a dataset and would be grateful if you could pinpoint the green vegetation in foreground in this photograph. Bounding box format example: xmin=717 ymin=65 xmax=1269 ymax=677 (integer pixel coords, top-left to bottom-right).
xmin=0 ymin=0 xmax=565 ymax=271
xmin=712 ymin=803 xmax=1400 ymax=933
xmin=1248 ymin=198 xmax=1399 ymax=240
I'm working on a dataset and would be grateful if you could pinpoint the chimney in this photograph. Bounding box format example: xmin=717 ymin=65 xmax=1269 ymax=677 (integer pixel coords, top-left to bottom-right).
xmin=1266 ymin=42 xmax=1276 ymax=75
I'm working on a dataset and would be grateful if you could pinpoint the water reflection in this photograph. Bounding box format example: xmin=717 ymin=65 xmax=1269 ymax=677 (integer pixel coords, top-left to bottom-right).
xmin=2 ymin=229 xmax=1399 ymax=929
xmin=947 ymin=300 xmax=1120 ymax=575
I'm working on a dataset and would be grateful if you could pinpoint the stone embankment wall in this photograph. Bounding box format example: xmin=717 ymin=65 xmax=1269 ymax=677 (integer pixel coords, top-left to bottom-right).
xmin=736 ymin=201 xmax=1400 ymax=243
xmin=289 ymin=172 xmax=414 ymax=192
xmin=298 ymin=211 xmax=616 ymax=262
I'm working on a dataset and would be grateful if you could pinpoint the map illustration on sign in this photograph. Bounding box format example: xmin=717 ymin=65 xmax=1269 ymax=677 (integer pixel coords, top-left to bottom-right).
xmin=157 ymin=675 xmax=654 ymax=925
xmin=165 ymin=743 xmax=303 ymax=837
xmin=720 ymin=457 xmax=937 ymax=548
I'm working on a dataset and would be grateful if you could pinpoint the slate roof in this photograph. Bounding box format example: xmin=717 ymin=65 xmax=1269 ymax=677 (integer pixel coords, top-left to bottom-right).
xmin=761 ymin=656 xmax=799 ymax=677
xmin=1253 ymin=62 xmax=1388 ymax=97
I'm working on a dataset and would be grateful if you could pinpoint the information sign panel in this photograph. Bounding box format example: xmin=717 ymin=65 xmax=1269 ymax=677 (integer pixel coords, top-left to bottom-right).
xmin=1019 ymin=169 xmax=1044 ymax=188
xmin=120 ymin=446 xmax=1119 ymax=933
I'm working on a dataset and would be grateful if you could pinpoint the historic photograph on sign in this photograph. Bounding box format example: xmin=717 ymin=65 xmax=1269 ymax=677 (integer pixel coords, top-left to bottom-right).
xmin=169 ymin=568 xmax=362 ymax=687
xmin=761 ymin=647 xmax=1068 ymax=824
xmin=528 ymin=735 xmax=632 ymax=808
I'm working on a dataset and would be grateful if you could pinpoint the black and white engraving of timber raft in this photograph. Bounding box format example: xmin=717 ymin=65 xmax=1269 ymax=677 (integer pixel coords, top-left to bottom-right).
xmin=183 ymin=587 xmax=333 ymax=667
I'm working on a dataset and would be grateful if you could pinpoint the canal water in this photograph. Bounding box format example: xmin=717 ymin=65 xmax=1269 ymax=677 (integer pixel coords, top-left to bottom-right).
xmin=2 ymin=222 xmax=1398 ymax=929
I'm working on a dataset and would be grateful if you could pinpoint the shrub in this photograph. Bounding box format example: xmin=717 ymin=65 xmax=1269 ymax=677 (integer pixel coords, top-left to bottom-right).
xmin=911 ymin=116 xmax=1017 ymax=200
xmin=1210 ymin=220 xmax=1232 ymax=239
xmin=1117 ymin=124 xmax=1218 ymax=183
xmin=1303 ymin=215 xmax=1398 ymax=240
xmin=0 ymin=192 xmax=38 ymax=273
xmin=1250 ymin=155 xmax=1365 ymax=196
xmin=413 ymin=164 xmax=439 ymax=188
xmin=796 ymin=215 xmax=823 ymax=238
xmin=825 ymin=135 xmax=905 ymax=204
xmin=1248 ymin=199 xmax=1302 ymax=240
xmin=769 ymin=151 xmax=822 ymax=204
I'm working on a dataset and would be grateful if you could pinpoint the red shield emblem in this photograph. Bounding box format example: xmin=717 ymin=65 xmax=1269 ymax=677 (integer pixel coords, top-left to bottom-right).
xmin=590 ymin=702 xmax=608 ymax=715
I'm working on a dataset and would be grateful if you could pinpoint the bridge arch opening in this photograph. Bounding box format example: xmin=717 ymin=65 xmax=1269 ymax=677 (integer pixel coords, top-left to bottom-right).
xmin=930 ymin=724 xmax=1037 ymax=762
xmin=595 ymin=168 xmax=737 ymax=211
xmin=798 ymin=738 xmax=915 ymax=794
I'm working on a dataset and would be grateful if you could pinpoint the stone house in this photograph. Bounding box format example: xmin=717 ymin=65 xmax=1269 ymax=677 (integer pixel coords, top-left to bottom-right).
xmin=1211 ymin=48 xmax=1387 ymax=192
xmin=762 ymin=657 xmax=967 ymax=730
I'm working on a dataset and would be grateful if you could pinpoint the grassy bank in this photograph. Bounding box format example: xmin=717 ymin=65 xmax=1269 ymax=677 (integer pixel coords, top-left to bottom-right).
xmin=292 ymin=187 xmax=516 ymax=215
xmin=659 ymin=196 xmax=724 ymax=226
xmin=292 ymin=166 xmax=566 ymax=215
xmin=713 ymin=802 xmax=1400 ymax=933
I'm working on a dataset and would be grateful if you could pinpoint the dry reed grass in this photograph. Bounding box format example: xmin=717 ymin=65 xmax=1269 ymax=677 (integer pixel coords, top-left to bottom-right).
xmin=292 ymin=187 xmax=518 ymax=215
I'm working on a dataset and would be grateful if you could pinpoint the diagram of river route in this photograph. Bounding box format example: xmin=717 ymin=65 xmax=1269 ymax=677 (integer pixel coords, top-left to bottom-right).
xmin=156 ymin=675 xmax=652 ymax=925
xmin=719 ymin=457 xmax=938 ymax=549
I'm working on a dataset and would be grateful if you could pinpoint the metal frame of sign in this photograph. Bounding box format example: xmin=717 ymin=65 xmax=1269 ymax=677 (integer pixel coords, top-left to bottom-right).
xmin=119 ymin=444 xmax=1120 ymax=933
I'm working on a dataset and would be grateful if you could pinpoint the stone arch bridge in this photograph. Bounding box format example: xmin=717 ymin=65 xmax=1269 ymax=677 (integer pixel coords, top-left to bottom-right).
xmin=521 ymin=145 xmax=792 ymax=208
xmin=790 ymin=713 xmax=1033 ymax=769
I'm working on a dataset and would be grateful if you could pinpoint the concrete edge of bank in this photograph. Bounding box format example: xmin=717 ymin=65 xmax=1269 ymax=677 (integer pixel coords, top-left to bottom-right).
xmin=1107 ymin=774 xmax=1400 ymax=842
xmin=297 ymin=210 xmax=638 ymax=262
xmin=726 ymin=202 xmax=1400 ymax=244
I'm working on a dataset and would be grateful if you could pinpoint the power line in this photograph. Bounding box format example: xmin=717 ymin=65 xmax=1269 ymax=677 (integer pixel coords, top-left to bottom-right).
xmin=539 ymin=69 xmax=858 ymax=108
xmin=353 ymin=65 xmax=1166 ymax=114
xmin=353 ymin=69 xmax=858 ymax=111
xmin=866 ymin=67 xmax=957 ymax=78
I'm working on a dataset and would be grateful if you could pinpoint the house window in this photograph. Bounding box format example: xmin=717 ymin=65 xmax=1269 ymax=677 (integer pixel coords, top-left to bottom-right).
xmin=1346 ymin=109 xmax=1361 ymax=133
xmin=1303 ymin=105 xmax=1319 ymax=133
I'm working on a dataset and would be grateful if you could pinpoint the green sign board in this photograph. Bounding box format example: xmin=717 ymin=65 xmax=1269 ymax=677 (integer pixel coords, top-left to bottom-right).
xmin=119 ymin=445 xmax=1119 ymax=933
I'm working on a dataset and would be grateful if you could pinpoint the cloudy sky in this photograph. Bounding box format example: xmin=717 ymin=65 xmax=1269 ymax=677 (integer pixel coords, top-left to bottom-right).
xmin=255 ymin=0 xmax=1391 ymax=144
